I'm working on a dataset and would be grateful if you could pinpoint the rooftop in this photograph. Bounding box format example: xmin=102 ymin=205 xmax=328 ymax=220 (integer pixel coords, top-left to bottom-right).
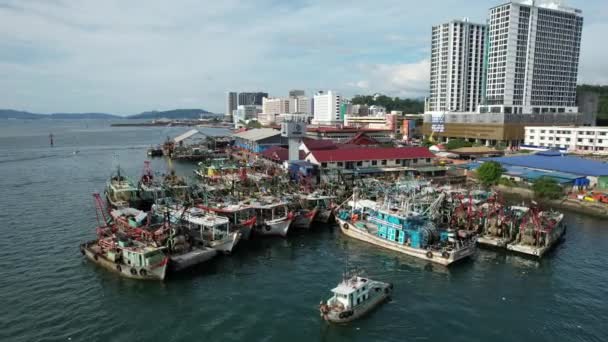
xmin=308 ymin=146 xmax=435 ymax=163
xmin=481 ymin=154 xmax=608 ymax=177
xmin=232 ymin=128 xmax=280 ymax=142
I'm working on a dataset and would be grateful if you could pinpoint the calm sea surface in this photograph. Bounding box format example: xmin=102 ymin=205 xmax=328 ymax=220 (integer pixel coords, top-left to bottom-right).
xmin=0 ymin=120 xmax=607 ymax=342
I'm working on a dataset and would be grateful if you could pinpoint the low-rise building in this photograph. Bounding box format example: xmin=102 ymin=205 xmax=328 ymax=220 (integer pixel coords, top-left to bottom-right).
xmin=305 ymin=147 xmax=435 ymax=173
xmin=232 ymin=128 xmax=285 ymax=153
xmin=524 ymin=126 xmax=608 ymax=154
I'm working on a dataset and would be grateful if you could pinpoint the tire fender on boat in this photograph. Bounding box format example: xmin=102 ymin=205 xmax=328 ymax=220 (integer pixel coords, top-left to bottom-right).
xmin=140 ymin=269 xmax=147 ymax=277
xmin=426 ymin=251 xmax=433 ymax=259
xmin=94 ymin=254 xmax=99 ymax=261
xmin=130 ymin=268 xmax=137 ymax=276
xmin=116 ymin=264 xmax=122 ymax=272
xmin=343 ymin=223 xmax=349 ymax=230
xmin=265 ymin=225 xmax=272 ymax=232
xmin=442 ymin=251 xmax=450 ymax=259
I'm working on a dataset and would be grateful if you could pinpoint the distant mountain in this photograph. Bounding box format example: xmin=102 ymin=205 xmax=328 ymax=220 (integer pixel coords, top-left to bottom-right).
xmin=0 ymin=108 xmax=217 ymax=120
xmin=0 ymin=109 xmax=121 ymax=120
xmin=127 ymin=109 xmax=216 ymax=120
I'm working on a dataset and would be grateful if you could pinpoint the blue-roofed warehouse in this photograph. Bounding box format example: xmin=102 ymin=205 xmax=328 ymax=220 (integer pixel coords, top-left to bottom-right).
xmin=477 ymin=151 xmax=608 ymax=187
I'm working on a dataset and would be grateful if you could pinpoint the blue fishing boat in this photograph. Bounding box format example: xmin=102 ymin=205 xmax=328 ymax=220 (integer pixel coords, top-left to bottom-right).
xmin=336 ymin=194 xmax=476 ymax=266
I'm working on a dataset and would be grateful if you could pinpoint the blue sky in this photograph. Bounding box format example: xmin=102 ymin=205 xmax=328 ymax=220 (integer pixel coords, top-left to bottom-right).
xmin=1 ymin=0 xmax=606 ymax=115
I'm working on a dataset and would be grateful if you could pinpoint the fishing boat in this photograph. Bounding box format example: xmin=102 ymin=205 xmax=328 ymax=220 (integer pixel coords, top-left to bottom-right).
xmin=506 ymin=207 xmax=566 ymax=258
xmin=162 ymin=171 xmax=190 ymax=202
xmin=250 ymin=197 xmax=294 ymax=237
xmin=197 ymin=202 xmax=256 ymax=240
xmin=336 ymin=193 xmax=476 ymax=266
xmin=179 ymin=208 xmax=241 ymax=254
xmin=477 ymin=205 xmax=528 ymax=248
xmin=319 ymin=270 xmax=392 ymax=323
xmin=147 ymin=145 xmax=163 ymax=157
xmin=291 ymin=193 xmax=336 ymax=228
xmin=138 ymin=161 xmax=164 ymax=210
xmin=80 ymin=235 xmax=168 ymax=280
xmin=105 ymin=166 xmax=139 ymax=208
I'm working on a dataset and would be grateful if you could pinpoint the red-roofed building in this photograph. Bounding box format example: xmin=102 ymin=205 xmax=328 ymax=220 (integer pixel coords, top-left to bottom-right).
xmin=305 ymin=146 xmax=436 ymax=171
xmin=260 ymin=146 xmax=305 ymax=164
xmin=343 ymin=132 xmax=380 ymax=146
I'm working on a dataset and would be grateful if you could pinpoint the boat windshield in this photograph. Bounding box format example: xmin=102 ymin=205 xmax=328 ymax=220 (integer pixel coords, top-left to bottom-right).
xmin=274 ymin=206 xmax=286 ymax=218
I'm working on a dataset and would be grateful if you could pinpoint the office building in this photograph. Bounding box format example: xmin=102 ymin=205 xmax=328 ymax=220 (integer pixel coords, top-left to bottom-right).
xmin=238 ymin=92 xmax=268 ymax=106
xmin=427 ymin=19 xmax=487 ymax=113
xmin=313 ymin=91 xmax=344 ymax=125
xmin=225 ymin=92 xmax=237 ymax=118
xmin=524 ymin=126 xmax=608 ymax=153
xmin=480 ymin=0 xmax=583 ymax=114
xmin=289 ymin=90 xmax=305 ymax=98
xmin=289 ymin=96 xmax=312 ymax=114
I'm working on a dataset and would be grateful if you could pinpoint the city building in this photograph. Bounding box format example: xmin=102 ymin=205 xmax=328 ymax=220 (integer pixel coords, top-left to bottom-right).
xmin=422 ymin=111 xmax=582 ymax=146
xmin=232 ymin=128 xmax=285 ymax=153
xmin=313 ymin=91 xmax=344 ymax=125
xmin=524 ymin=126 xmax=608 ymax=154
xmin=289 ymin=90 xmax=305 ymax=98
xmin=289 ymin=96 xmax=312 ymax=115
xmin=259 ymin=97 xmax=290 ymax=125
xmin=423 ymin=1 xmax=585 ymax=146
xmin=480 ymin=0 xmax=583 ymax=114
xmin=368 ymin=105 xmax=387 ymax=117
xmin=225 ymin=92 xmax=237 ymax=118
xmin=238 ymin=92 xmax=268 ymax=106
xmin=427 ymin=18 xmax=487 ymax=113
xmin=351 ymin=104 xmax=369 ymax=116
xmin=232 ymin=105 xmax=262 ymax=128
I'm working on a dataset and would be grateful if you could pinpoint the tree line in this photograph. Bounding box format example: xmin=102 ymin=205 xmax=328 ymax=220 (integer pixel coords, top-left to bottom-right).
xmin=350 ymin=95 xmax=424 ymax=113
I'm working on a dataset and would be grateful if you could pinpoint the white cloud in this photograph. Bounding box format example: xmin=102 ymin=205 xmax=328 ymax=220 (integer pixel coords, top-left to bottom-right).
xmin=348 ymin=60 xmax=430 ymax=98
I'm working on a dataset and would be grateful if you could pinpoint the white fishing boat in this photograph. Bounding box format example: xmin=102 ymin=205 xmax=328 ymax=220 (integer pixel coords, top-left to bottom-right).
xmin=319 ymin=271 xmax=392 ymax=323
xmin=250 ymin=198 xmax=293 ymax=237
xmin=180 ymin=208 xmax=241 ymax=254
xmin=197 ymin=202 xmax=256 ymax=240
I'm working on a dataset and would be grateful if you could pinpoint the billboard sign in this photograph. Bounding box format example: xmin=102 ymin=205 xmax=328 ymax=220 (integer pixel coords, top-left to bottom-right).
xmin=431 ymin=113 xmax=445 ymax=133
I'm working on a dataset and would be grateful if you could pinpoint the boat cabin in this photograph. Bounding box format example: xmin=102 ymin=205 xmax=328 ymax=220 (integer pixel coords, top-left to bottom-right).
xmin=117 ymin=241 xmax=165 ymax=268
xmin=329 ymin=276 xmax=372 ymax=310
xmin=182 ymin=209 xmax=231 ymax=242
xmin=252 ymin=202 xmax=288 ymax=222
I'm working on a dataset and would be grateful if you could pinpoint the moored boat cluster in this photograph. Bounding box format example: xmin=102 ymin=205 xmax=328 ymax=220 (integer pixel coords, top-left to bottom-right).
xmin=81 ymin=159 xmax=566 ymax=281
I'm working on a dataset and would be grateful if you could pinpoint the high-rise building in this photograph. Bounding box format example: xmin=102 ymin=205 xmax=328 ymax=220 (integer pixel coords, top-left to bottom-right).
xmin=481 ymin=0 xmax=583 ymax=114
xmin=238 ymin=92 xmax=268 ymax=106
xmin=427 ymin=19 xmax=487 ymax=113
xmin=262 ymin=97 xmax=290 ymax=115
xmin=313 ymin=91 xmax=344 ymax=125
xmin=289 ymin=96 xmax=312 ymax=114
xmin=232 ymin=105 xmax=262 ymax=128
xmin=225 ymin=92 xmax=237 ymax=118
xmin=289 ymin=89 xmax=305 ymax=98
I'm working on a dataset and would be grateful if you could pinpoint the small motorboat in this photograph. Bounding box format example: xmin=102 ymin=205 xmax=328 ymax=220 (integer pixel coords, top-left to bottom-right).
xmin=319 ymin=271 xmax=392 ymax=323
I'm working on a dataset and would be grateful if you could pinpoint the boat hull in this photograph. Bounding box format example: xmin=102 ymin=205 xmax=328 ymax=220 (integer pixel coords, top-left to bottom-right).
xmin=336 ymin=218 xmax=475 ymax=266
xmin=291 ymin=209 xmax=317 ymax=229
xmin=314 ymin=209 xmax=334 ymax=224
xmin=80 ymin=241 xmax=167 ymax=280
xmin=254 ymin=219 xmax=292 ymax=238
xmin=506 ymin=222 xmax=566 ymax=258
xmin=169 ymin=247 xmax=217 ymax=272
xmin=208 ymin=232 xmax=241 ymax=254
xmin=477 ymin=236 xmax=512 ymax=248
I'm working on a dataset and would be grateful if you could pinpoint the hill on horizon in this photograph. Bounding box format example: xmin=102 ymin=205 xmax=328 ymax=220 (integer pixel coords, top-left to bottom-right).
xmin=0 ymin=108 xmax=217 ymax=120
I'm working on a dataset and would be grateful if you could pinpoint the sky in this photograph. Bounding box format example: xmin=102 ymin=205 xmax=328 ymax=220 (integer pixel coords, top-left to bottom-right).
xmin=1 ymin=0 xmax=607 ymax=115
